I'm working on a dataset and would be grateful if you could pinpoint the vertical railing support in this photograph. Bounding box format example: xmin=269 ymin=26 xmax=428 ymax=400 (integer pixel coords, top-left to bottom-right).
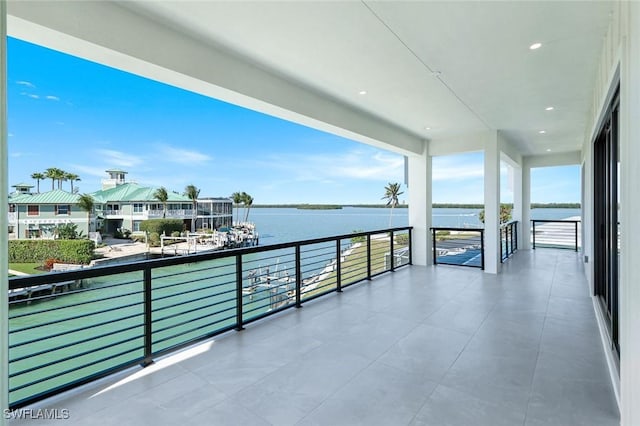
xmin=390 ymin=230 xmax=395 ymax=272
xmin=500 ymin=226 xmax=504 ymax=263
xmin=575 ymin=221 xmax=579 ymax=251
xmin=142 ymin=267 xmax=153 ymax=366
xmin=532 ymin=220 xmax=536 ymax=249
xmin=335 ymin=239 xmax=342 ymax=293
xmin=366 ymin=234 xmax=372 ymax=280
xmin=514 ymin=221 xmax=518 ymax=251
xmin=480 ymin=230 xmax=485 ymax=270
xmin=431 ymin=228 xmax=437 ymax=265
xmin=235 ymin=254 xmax=244 ymax=330
xmin=295 ymin=245 xmax=302 ymax=307
xmin=408 ymin=228 xmax=413 ymax=265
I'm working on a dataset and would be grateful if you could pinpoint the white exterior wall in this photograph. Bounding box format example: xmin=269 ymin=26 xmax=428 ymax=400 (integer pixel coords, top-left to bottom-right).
xmin=408 ymin=144 xmax=432 ymax=266
xmin=582 ymin=1 xmax=640 ymax=424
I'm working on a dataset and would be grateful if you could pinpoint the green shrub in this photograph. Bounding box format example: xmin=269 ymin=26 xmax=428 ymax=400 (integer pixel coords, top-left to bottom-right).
xmin=140 ymin=219 xmax=184 ymax=236
xmin=55 ymin=223 xmax=83 ymax=239
xmin=351 ymin=230 xmax=366 ymax=244
xmin=171 ymin=231 xmax=181 ymax=237
xmin=148 ymin=232 xmax=160 ymax=247
xmin=9 ymin=240 xmax=95 ymax=264
xmin=395 ymin=233 xmax=410 ymax=246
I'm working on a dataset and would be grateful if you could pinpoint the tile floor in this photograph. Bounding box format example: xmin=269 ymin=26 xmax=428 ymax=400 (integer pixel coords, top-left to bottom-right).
xmin=9 ymin=249 xmax=619 ymax=425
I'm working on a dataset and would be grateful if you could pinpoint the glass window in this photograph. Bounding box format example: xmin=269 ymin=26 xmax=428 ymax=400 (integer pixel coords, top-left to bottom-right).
xmin=27 ymin=205 xmax=39 ymax=216
xmin=133 ymin=220 xmax=142 ymax=232
xmin=133 ymin=203 xmax=144 ymax=213
xmin=9 ymin=204 xmax=15 ymax=213
xmin=56 ymin=204 xmax=70 ymax=215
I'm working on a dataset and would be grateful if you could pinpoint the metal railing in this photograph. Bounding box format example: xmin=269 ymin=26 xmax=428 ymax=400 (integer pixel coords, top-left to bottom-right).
xmin=7 ymin=226 xmax=411 ymax=409
xmin=531 ymin=220 xmax=580 ymax=251
xmin=500 ymin=221 xmax=518 ymax=262
xmin=431 ymin=227 xmax=484 ymax=269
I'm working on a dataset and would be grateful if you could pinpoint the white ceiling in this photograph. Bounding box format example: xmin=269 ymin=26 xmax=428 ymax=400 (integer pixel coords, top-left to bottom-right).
xmin=120 ymin=1 xmax=613 ymax=156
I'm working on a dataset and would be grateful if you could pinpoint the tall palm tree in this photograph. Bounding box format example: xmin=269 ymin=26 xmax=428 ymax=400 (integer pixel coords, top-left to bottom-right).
xmin=231 ymin=192 xmax=243 ymax=225
xmin=31 ymin=172 xmax=45 ymax=193
xmin=77 ymin=194 xmax=95 ymax=232
xmin=153 ymin=187 xmax=169 ymax=218
xmin=184 ymin=184 xmax=200 ymax=232
xmin=382 ymin=182 xmax=404 ymax=227
xmin=243 ymin=194 xmax=254 ymax=223
xmin=45 ymin=167 xmax=64 ymax=191
xmin=65 ymin=173 xmax=81 ymax=193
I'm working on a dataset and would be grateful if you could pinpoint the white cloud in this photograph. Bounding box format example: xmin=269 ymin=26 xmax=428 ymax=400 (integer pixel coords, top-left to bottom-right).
xmin=96 ymin=149 xmax=143 ymax=168
xmin=8 ymin=133 xmax=13 ymax=137
xmin=69 ymin=164 xmax=113 ymax=179
xmin=157 ymin=144 xmax=212 ymax=164
xmin=250 ymin=148 xmax=404 ymax=184
xmin=45 ymin=95 xmax=60 ymax=101
xmin=16 ymin=80 xmax=35 ymax=88
xmin=20 ymin=92 xmax=40 ymax=99
xmin=432 ymin=155 xmax=484 ymax=182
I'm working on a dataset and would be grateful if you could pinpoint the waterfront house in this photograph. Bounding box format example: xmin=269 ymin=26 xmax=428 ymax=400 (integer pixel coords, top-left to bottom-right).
xmin=7 ymin=170 xmax=233 ymax=238
xmin=2 ymin=2 xmax=639 ymax=425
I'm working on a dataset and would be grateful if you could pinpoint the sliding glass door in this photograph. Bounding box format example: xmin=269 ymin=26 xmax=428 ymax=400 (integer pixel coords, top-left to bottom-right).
xmin=593 ymin=88 xmax=620 ymax=359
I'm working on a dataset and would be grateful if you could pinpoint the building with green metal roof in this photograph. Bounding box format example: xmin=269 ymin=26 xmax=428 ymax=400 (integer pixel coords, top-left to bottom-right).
xmin=8 ymin=170 xmax=232 ymax=238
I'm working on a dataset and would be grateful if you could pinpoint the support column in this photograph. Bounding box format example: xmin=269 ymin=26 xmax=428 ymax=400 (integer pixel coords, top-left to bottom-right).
xmin=1 ymin=0 xmax=10 ymax=422
xmin=620 ymin=2 xmax=640 ymax=424
xmin=521 ymin=161 xmax=532 ymax=250
xmin=512 ymin=164 xmax=523 ymax=246
xmin=408 ymin=143 xmax=432 ymax=266
xmin=484 ymin=131 xmax=500 ymax=274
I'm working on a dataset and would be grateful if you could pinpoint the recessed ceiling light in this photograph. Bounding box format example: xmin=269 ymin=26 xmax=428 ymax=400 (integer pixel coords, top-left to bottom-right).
xmin=424 ymin=126 xmax=431 ymax=130
xmin=431 ymin=71 xmax=442 ymax=77
xmin=530 ymin=42 xmax=542 ymax=50
xmin=546 ymin=149 xmax=551 ymax=152
xmin=539 ymin=130 xmax=546 ymax=134
xmin=358 ymin=90 xmax=367 ymax=95
xmin=545 ymin=106 xmax=554 ymax=111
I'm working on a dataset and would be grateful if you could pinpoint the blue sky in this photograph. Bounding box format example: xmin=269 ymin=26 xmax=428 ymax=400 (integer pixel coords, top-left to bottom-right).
xmin=7 ymin=37 xmax=580 ymax=204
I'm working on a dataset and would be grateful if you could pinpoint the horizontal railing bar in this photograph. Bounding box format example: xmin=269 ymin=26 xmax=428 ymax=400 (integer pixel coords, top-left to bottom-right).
xmin=9 ymin=313 xmax=143 ymax=349
xmin=10 ymin=289 xmax=143 ymax=319
xmin=152 ymin=281 xmax=236 ymax=301
xmin=152 ymin=288 xmax=235 ymax=311
xmin=10 ymin=323 xmax=143 ymax=363
xmin=10 ymin=334 xmax=143 ymax=379
xmin=152 ymin=315 xmax=236 ymax=346
xmin=8 ymin=227 xmax=411 ymax=290
xmin=152 ymin=263 xmax=234 ymax=280
xmin=10 ymin=347 xmax=142 ymax=393
xmin=152 ymin=307 xmax=236 ymax=336
xmin=153 ymin=270 xmax=235 ymax=287
xmin=152 ymin=302 xmax=235 ymax=328
xmin=10 ymin=301 xmax=143 ymax=334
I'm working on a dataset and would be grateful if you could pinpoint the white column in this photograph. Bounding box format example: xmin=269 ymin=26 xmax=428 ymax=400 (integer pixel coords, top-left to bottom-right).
xmin=1 ymin=0 xmax=9 ymax=422
xmin=484 ymin=131 xmax=500 ymax=274
xmin=512 ymin=164 xmax=523 ymax=247
xmin=620 ymin=2 xmax=640 ymax=424
xmin=521 ymin=160 xmax=532 ymax=250
xmin=408 ymin=143 xmax=432 ymax=266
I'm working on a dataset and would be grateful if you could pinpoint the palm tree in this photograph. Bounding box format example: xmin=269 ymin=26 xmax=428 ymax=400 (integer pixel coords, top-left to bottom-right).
xmin=65 ymin=173 xmax=81 ymax=193
xmin=231 ymin=192 xmax=244 ymax=225
xmin=45 ymin=167 xmax=64 ymax=191
xmin=184 ymin=184 xmax=200 ymax=232
xmin=31 ymin=172 xmax=45 ymax=193
xmin=153 ymin=187 xmax=169 ymax=218
xmin=77 ymin=194 xmax=95 ymax=232
xmin=381 ymin=182 xmax=404 ymax=227
xmin=243 ymin=194 xmax=254 ymax=223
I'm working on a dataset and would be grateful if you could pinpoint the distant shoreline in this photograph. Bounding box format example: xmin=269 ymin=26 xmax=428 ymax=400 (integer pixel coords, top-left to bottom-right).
xmin=251 ymin=203 xmax=581 ymax=209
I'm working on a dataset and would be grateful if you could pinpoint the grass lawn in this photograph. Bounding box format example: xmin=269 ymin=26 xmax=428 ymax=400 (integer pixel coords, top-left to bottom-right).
xmin=8 ymin=262 xmax=46 ymax=275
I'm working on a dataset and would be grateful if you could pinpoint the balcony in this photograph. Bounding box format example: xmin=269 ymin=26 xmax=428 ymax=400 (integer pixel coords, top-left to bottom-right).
xmin=6 ymin=241 xmax=618 ymax=425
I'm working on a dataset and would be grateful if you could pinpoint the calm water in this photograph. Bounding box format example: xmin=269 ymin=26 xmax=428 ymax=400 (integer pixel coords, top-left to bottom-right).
xmin=250 ymin=207 xmax=581 ymax=245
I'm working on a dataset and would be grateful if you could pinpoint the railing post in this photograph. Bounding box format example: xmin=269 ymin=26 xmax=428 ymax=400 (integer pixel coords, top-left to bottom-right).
xmin=514 ymin=221 xmax=518 ymax=251
xmin=480 ymin=230 xmax=485 ymax=270
xmin=408 ymin=228 xmax=413 ymax=265
xmin=142 ymin=267 xmax=153 ymax=367
xmin=366 ymin=234 xmax=372 ymax=280
xmin=575 ymin=221 xmax=579 ymax=252
xmin=295 ymin=245 xmax=302 ymax=307
xmin=500 ymin=226 xmax=504 ymax=263
xmin=235 ymin=254 xmax=244 ymax=331
xmin=431 ymin=228 xmax=437 ymax=265
xmin=532 ymin=220 xmax=536 ymax=249
xmin=390 ymin=230 xmax=395 ymax=272
xmin=335 ymin=239 xmax=342 ymax=293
